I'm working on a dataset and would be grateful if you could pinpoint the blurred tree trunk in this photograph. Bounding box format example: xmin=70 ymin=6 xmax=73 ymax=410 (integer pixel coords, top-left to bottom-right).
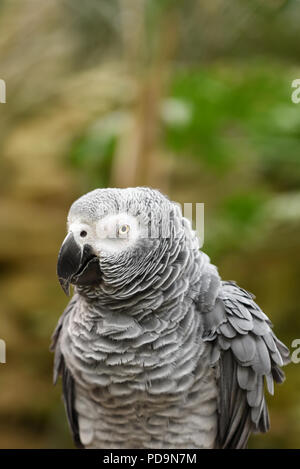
xmin=111 ymin=0 xmax=178 ymax=191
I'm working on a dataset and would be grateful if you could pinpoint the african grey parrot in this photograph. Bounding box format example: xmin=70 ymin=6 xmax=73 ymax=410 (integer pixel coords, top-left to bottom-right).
xmin=52 ymin=187 xmax=289 ymax=449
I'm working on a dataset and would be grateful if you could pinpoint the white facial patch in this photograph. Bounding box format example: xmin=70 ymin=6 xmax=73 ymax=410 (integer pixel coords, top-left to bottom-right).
xmin=94 ymin=213 xmax=141 ymax=254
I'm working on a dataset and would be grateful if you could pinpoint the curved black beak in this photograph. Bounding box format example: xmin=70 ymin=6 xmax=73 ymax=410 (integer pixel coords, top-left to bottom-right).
xmin=57 ymin=233 xmax=101 ymax=295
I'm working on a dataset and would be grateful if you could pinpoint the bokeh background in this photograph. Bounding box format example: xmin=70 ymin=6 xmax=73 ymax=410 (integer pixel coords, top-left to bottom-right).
xmin=0 ymin=0 xmax=299 ymax=448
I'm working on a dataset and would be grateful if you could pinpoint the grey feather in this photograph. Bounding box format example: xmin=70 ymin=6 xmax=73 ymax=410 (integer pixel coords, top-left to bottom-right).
xmin=202 ymin=280 xmax=290 ymax=448
xmin=50 ymin=296 xmax=83 ymax=448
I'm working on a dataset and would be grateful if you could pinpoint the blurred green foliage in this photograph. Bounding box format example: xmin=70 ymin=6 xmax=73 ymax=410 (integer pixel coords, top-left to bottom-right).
xmin=69 ymin=128 xmax=117 ymax=188
xmin=0 ymin=0 xmax=299 ymax=449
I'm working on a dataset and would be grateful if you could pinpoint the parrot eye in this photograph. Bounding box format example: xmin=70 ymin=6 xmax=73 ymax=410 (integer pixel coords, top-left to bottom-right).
xmin=80 ymin=230 xmax=87 ymax=238
xmin=118 ymin=224 xmax=130 ymax=237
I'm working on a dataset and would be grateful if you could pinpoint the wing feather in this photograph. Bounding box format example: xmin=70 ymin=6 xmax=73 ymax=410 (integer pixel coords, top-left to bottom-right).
xmin=202 ymin=281 xmax=289 ymax=449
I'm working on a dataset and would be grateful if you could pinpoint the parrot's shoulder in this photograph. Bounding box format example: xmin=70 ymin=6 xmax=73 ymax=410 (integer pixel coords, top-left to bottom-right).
xmin=51 ymin=294 xmax=83 ymax=448
xmin=50 ymin=294 xmax=78 ymax=365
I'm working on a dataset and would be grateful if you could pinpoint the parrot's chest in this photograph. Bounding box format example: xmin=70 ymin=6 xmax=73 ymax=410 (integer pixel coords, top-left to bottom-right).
xmin=60 ymin=307 xmax=218 ymax=449
xmin=73 ymin=376 xmax=218 ymax=449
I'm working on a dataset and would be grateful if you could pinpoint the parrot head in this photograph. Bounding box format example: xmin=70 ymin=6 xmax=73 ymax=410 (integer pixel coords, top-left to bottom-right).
xmin=57 ymin=187 xmax=188 ymax=296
